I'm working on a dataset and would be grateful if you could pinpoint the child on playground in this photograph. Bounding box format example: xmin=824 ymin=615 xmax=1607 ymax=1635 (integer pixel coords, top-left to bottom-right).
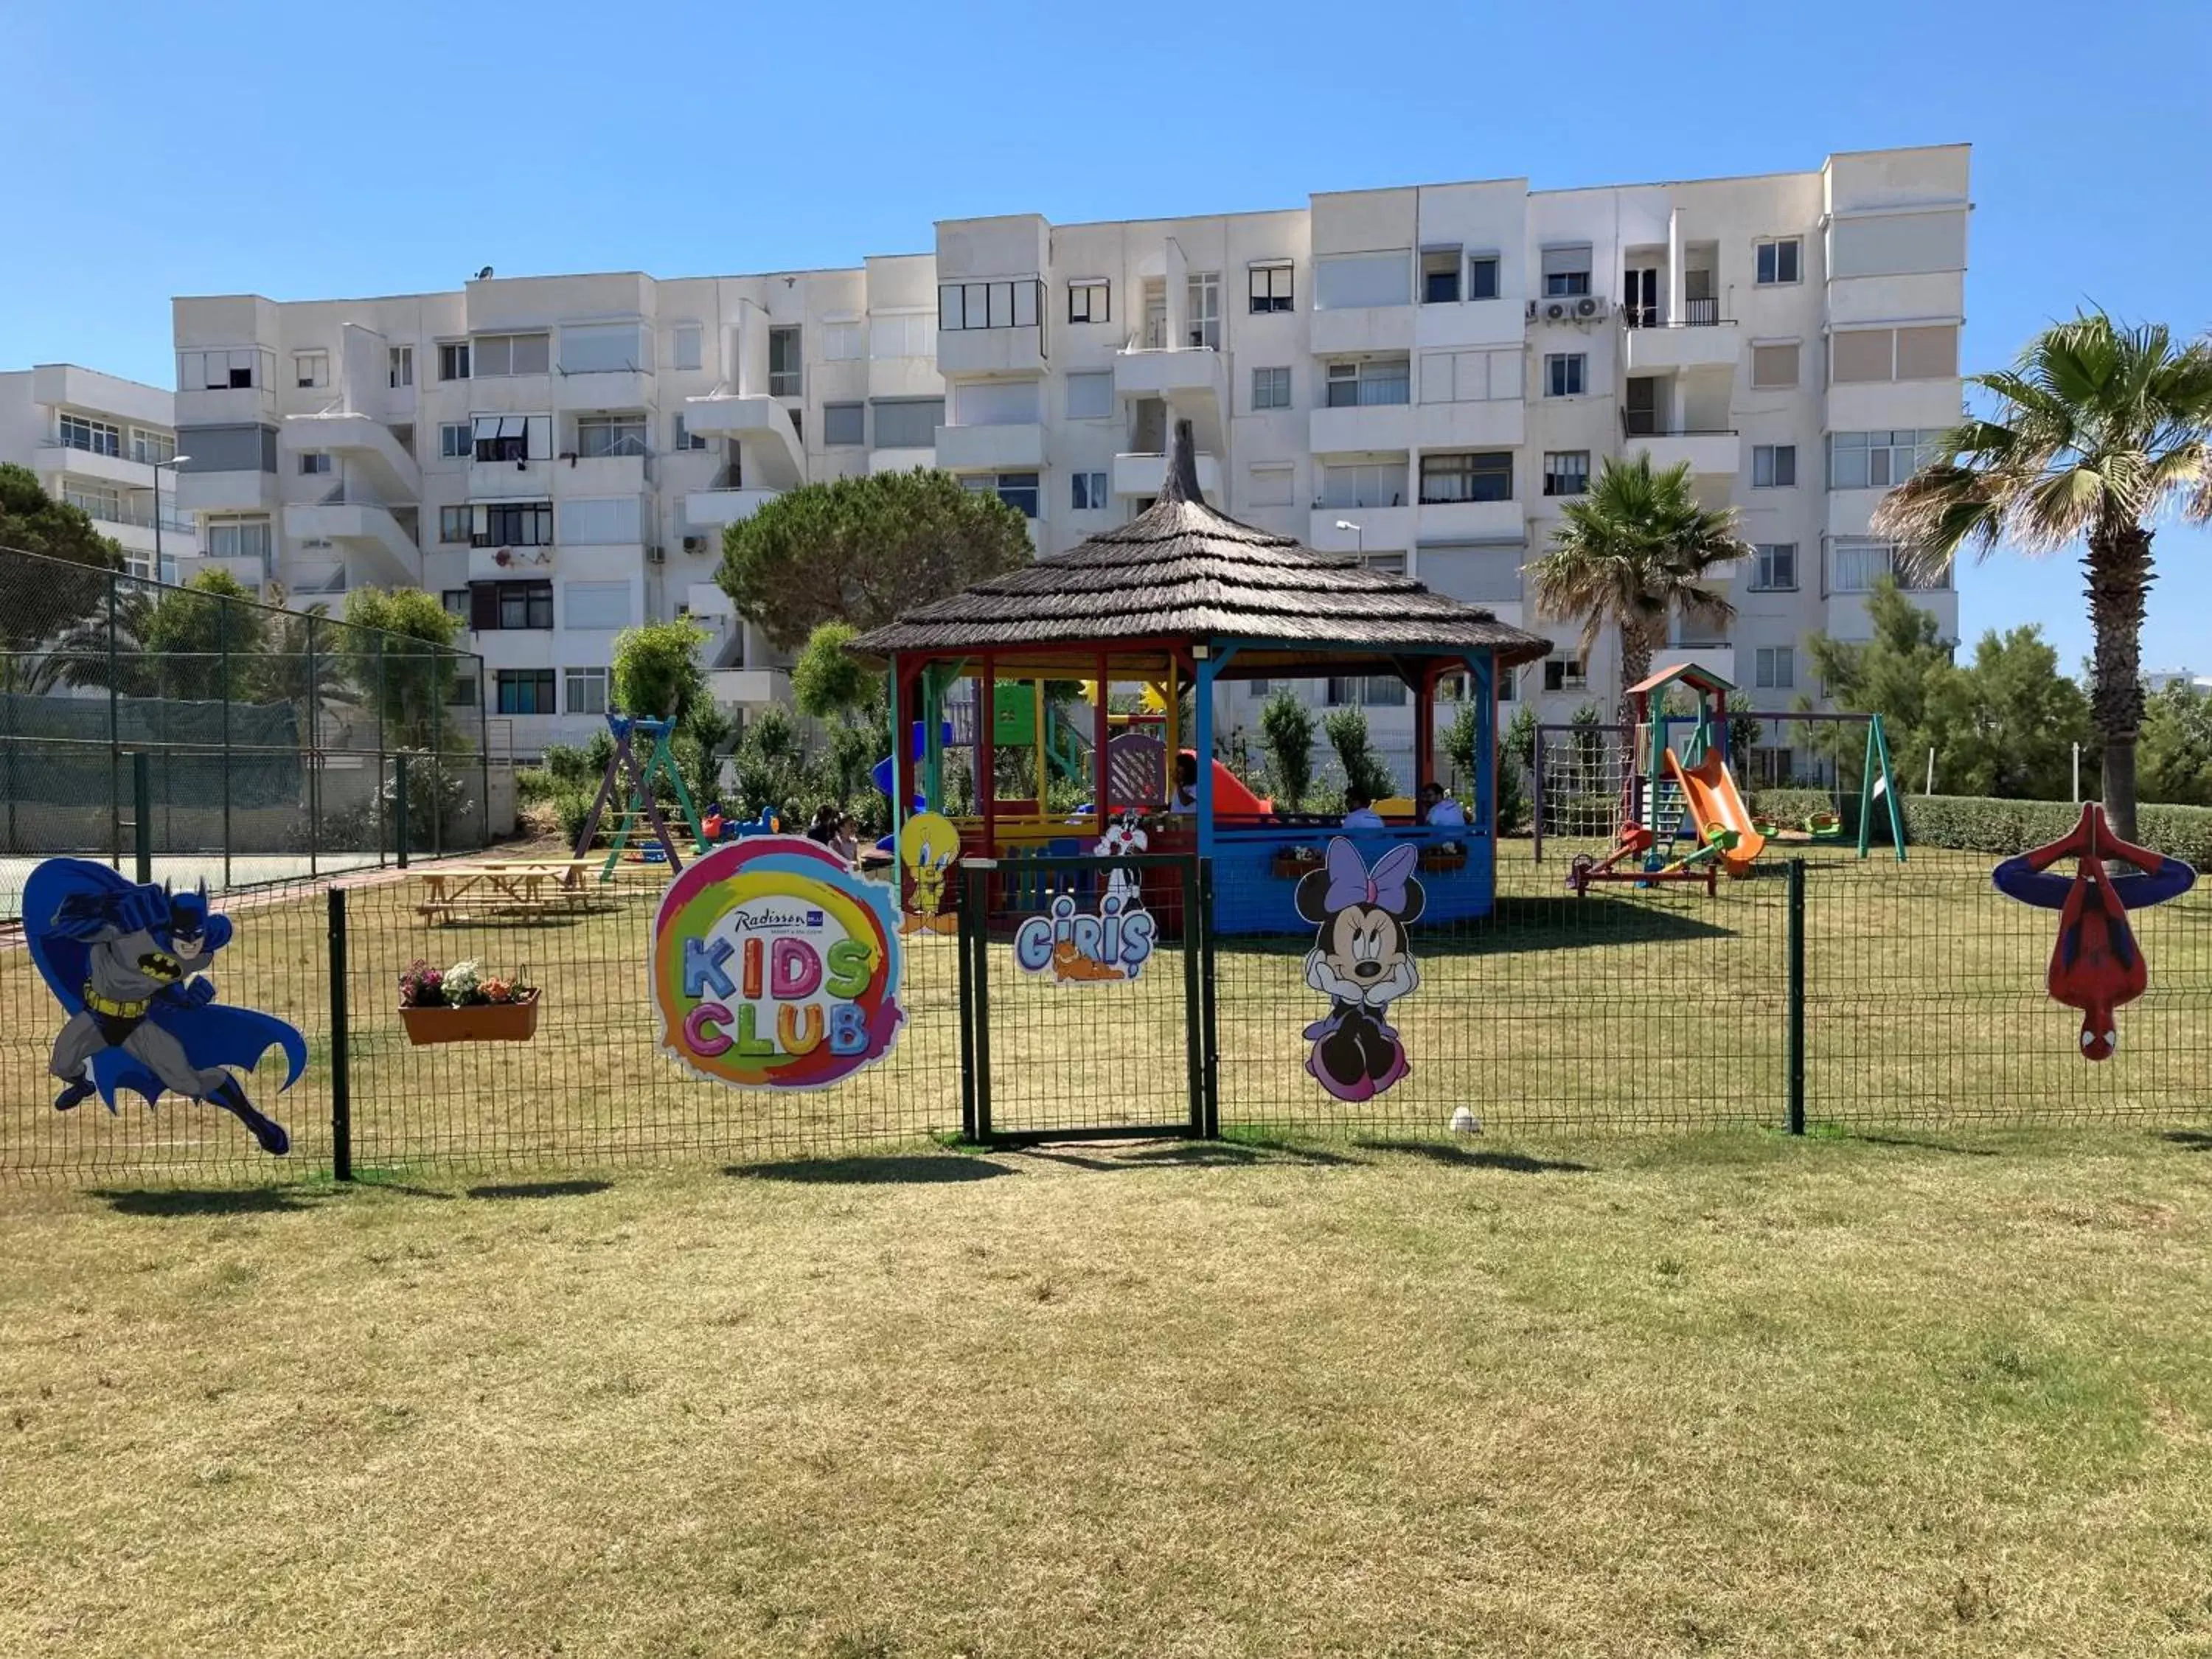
xmin=830 ymin=813 xmax=860 ymax=866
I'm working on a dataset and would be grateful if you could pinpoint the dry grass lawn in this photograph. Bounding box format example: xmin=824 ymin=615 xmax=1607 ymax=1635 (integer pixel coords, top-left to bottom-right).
xmin=6 ymin=1127 xmax=2212 ymax=1657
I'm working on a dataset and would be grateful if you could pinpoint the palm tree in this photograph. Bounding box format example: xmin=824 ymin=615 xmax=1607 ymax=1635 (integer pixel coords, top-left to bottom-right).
xmin=1876 ymin=313 xmax=2212 ymax=839
xmin=1524 ymin=453 xmax=1750 ymax=721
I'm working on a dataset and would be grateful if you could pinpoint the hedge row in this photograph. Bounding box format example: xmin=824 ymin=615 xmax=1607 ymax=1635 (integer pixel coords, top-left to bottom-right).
xmin=1900 ymin=794 xmax=2212 ymax=866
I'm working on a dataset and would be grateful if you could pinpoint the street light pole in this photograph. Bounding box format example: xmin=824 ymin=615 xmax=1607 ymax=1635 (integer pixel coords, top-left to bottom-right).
xmin=1335 ymin=518 xmax=1363 ymax=557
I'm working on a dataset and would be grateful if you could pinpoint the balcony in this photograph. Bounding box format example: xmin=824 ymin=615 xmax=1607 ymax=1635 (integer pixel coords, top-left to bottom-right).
xmin=280 ymin=410 xmax=421 ymax=501
xmin=934 ymin=422 xmax=1047 ymax=473
xmin=869 ymin=446 xmax=936 ymax=476
xmin=937 ymin=279 xmax=1047 ymax=378
xmin=176 ymin=467 xmax=279 ymax=515
xmin=1309 ymin=305 xmax=1417 ymax=358
xmin=1113 ymin=346 xmax=1228 ymax=451
xmin=66 ymin=498 xmax=196 ymax=559
xmin=284 ymin=495 xmax=420 ymax=587
xmin=553 ymin=367 xmax=654 ymax=410
xmin=685 ymin=487 xmax=781 ymax=529
xmin=1623 ymin=422 xmax=1739 ymax=476
xmin=1825 ymin=586 xmax=1958 ymax=644
xmin=32 ymin=364 xmax=172 ymax=430
xmin=35 ymin=438 xmax=148 ymax=490
xmin=1308 ymin=506 xmax=1415 ymax=554
xmin=556 ymin=448 xmax=655 ymax=495
xmin=1414 ymin=498 xmax=1526 ymax=543
xmin=1652 ymin=644 xmax=1738 ymax=685
xmin=175 ymin=383 xmax=278 ymax=427
xmin=1113 ymin=451 xmax=1221 ymax=499
xmin=1622 ymin=306 xmax=1739 ymax=372
xmin=1309 ymin=400 xmax=1414 ymax=455
xmin=682 ymin=393 xmax=805 ymax=490
xmin=710 ymin=667 xmax=791 ymax=708
xmin=1412 ymin=397 xmax=1523 ymax=450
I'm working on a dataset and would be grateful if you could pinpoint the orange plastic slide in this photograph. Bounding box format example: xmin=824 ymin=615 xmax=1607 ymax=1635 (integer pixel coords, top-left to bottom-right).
xmin=1663 ymin=748 xmax=1766 ymax=876
xmin=1182 ymin=750 xmax=1271 ymax=818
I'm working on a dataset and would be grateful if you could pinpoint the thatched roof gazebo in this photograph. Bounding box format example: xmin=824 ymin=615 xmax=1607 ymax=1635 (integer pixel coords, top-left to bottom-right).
xmin=849 ymin=421 xmax=1551 ymax=931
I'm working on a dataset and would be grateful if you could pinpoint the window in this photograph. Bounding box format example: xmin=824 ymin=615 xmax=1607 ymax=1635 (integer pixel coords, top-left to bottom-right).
xmin=1753 ymin=445 xmax=1797 ymax=488
xmin=1833 ymin=326 xmax=1960 ymax=384
xmin=558 ymin=323 xmax=648 ymax=376
xmin=951 ymin=380 xmax=1040 ymax=426
xmin=1186 ymin=273 xmax=1221 ymax=349
xmin=1467 ymin=254 xmax=1500 ymax=302
xmin=1755 ymin=237 xmax=1802 ymax=285
xmin=1069 ymin=279 xmax=1110 ymax=324
xmin=1751 ymin=343 xmax=1800 ymax=389
xmin=937 ymin=280 xmax=1043 ymax=331
xmin=1496 ymin=667 xmax=1519 ymax=703
xmin=1324 ymin=358 xmax=1411 ymax=407
xmin=130 ymin=428 xmax=175 ymax=465
xmin=439 ymin=420 xmax=473 ymax=459
xmin=1419 ymin=451 xmax=1512 ymax=504
xmin=869 ymin=397 xmax=944 ymax=449
xmin=562 ymin=581 xmax=633 ymax=630
xmin=1419 ymin=348 xmax=1520 ymax=403
xmin=1248 ymin=262 xmax=1293 ymax=313
xmin=1541 ymin=244 xmax=1593 ymax=297
xmin=299 ymin=452 xmax=332 ymax=475
xmin=204 ymin=515 xmax=271 ymax=561
xmin=1252 ymin=366 xmax=1291 ymax=411
xmin=768 ymin=326 xmax=802 ymax=397
xmin=1755 ymin=646 xmax=1795 ymax=689
xmin=1318 ymin=462 xmax=1407 ymax=509
xmin=821 ymin=321 xmax=863 ymax=362
xmin=471 ymin=414 xmax=546 ymax=463
xmin=389 ymin=346 xmax=413 ymax=389
xmin=1829 ymin=536 xmax=1947 ymax=594
xmin=823 ymin=403 xmax=865 ymax=447
xmin=292 ymin=350 xmax=328 ymax=389
xmin=180 ymin=347 xmax=268 ymax=391
xmin=869 ymin=313 xmax=933 ymax=358
xmin=1071 ymin=471 xmax=1109 ymax=511
xmin=565 ymin=667 xmax=610 ymax=715
xmin=1750 ymin=746 xmax=1794 ymax=789
xmin=473 ymin=580 xmax=555 ymax=631
xmin=438 ymin=341 xmax=470 ymax=381
xmin=1421 ymin=247 xmax=1461 ymax=305
xmin=438 ymin=507 xmax=470 ymax=544
xmin=1544 ymin=353 xmax=1586 ymax=397
xmin=672 ymin=411 xmax=707 ymax=452
xmin=961 ymin=471 xmax=1039 ymax=518
xmin=671 ymin=324 xmax=703 ymax=372
xmin=1543 ymin=657 xmax=1587 ymax=692
xmin=473 ymin=502 xmax=554 ymax=548
xmin=440 ymin=588 xmax=470 ymax=619
xmin=1326 ymin=675 xmax=1409 ymax=708
xmin=1065 ymin=371 xmax=1113 ymax=420
xmin=574 ymin=414 xmax=647 ymax=459
xmin=58 ymin=413 xmax=121 ymax=456
xmin=1543 ymin=451 xmax=1590 ymax=497
xmin=1751 ymin=543 xmax=1798 ymax=591
xmin=473 ymin=333 xmax=550 ymax=377
xmin=1829 ymin=429 xmax=1939 ymax=491
xmin=495 ymin=669 xmax=557 ymax=714
xmin=446 ymin=674 xmax=479 ymax=710
xmin=1313 ymin=251 xmax=1411 ymax=310
xmin=1248 ymin=464 xmax=1293 ymax=509
xmin=63 ymin=483 xmax=121 ymax=521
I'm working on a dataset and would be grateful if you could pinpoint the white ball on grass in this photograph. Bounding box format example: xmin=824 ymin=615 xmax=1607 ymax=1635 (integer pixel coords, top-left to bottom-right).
xmin=1449 ymin=1107 xmax=1481 ymax=1135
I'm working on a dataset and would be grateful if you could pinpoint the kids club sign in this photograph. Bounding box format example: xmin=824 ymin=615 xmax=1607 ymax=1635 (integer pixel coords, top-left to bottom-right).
xmin=651 ymin=838 xmax=905 ymax=1089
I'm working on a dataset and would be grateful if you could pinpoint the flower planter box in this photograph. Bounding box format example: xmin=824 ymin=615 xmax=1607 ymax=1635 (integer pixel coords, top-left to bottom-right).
xmin=1271 ymin=855 xmax=1324 ymax=880
xmin=1418 ymin=849 xmax=1468 ymax=873
xmin=400 ymin=990 xmax=542 ymax=1046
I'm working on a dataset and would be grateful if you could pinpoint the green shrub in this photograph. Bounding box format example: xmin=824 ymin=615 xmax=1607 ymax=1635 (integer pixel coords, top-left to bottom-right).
xmin=1322 ymin=706 xmax=1396 ymax=801
xmin=1902 ymin=794 xmax=2212 ymax=866
xmin=550 ymin=785 xmax=597 ymax=847
xmin=1258 ymin=689 xmax=1316 ymax=811
xmin=514 ymin=765 xmax=557 ymax=806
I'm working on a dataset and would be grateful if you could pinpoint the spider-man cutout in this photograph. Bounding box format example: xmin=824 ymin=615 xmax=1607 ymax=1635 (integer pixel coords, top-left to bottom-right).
xmin=1991 ymin=803 xmax=2195 ymax=1060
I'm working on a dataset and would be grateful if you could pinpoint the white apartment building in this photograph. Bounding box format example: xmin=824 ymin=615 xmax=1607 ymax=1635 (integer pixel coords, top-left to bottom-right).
xmin=0 ymin=364 xmax=197 ymax=580
xmin=173 ymin=144 xmax=1967 ymax=768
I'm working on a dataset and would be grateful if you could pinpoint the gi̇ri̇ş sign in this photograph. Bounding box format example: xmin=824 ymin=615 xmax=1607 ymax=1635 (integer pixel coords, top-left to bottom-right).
xmin=650 ymin=837 xmax=906 ymax=1089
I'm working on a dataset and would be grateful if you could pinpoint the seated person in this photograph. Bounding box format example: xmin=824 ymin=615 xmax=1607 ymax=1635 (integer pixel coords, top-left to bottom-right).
xmin=803 ymin=804 xmax=841 ymax=846
xmin=1172 ymin=751 xmax=1199 ymax=813
xmin=830 ymin=813 xmax=860 ymax=865
xmin=1341 ymin=789 xmax=1384 ymax=830
xmin=1419 ymin=782 xmax=1467 ymax=827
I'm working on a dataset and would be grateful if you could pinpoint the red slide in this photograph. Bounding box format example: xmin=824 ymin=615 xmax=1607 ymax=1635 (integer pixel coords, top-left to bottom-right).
xmin=1185 ymin=750 xmax=1270 ymax=818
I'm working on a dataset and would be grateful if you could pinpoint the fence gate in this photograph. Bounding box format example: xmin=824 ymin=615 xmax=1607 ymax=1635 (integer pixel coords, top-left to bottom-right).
xmin=959 ymin=851 xmax=1215 ymax=1144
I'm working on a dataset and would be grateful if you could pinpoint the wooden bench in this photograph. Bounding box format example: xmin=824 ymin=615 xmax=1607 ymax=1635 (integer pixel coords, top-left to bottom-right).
xmin=414 ymin=860 xmax=597 ymax=923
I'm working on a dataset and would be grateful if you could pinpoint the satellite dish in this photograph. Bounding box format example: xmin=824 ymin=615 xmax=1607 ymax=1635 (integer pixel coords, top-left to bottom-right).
xmin=474 ymin=265 xmax=495 ymax=280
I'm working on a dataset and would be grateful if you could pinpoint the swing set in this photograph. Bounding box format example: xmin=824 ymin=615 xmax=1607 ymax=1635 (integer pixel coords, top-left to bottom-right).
xmin=570 ymin=712 xmax=711 ymax=882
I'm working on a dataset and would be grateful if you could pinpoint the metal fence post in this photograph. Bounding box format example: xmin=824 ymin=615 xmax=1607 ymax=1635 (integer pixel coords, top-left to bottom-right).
xmin=131 ymin=751 xmax=152 ymax=884
xmin=964 ymin=860 xmax=993 ymax=1142
xmin=1197 ymin=857 xmax=1220 ymax=1138
xmin=219 ymin=597 xmax=234 ymax=889
xmin=106 ymin=571 xmax=121 ymax=869
xmin=393 ymin=753 xmax=411 ymax=871
xmin=956 ymin=860 xmax=977 ymax=1142
xmin=327 ymin=886 xmax=352 ymax=1181
xmin=305 ymin=614 xmax=320 ymax=879
xmin=1787 ymin=857 xmax=1806 ymax=1135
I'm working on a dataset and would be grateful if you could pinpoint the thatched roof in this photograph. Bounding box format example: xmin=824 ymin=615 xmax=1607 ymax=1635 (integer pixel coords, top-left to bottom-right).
xmin=849 ymin=422 xmax=1553 ymax=670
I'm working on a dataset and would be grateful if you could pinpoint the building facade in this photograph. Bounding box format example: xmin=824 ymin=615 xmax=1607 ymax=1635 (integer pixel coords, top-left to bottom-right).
xmin=172 ymin=145 xmax=1967 ymax=763
xmin=0 ymin=364 xmax=196 ymax=580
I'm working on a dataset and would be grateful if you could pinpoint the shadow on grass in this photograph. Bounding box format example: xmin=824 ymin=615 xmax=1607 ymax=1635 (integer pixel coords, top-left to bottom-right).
xmin=1020 ymin=1138 xmax=1359 ymax=1172
xmin=1216 ymin=893 xmax=1735 ymax=962
xmin=465 ymin=1178 xmax=613 ymax=1200
xmin=2160 ymin=1130 xmax=2212 ymax=1152
xmin=91 ymin=1185 xmax=339 ymax=1217
xmin=732 ymin=1155 xmax=1016 ymax=1185
xmin=1355 ymin=1138 xmax=1593 ymax=1174
xmin=1844 ymin=1130 xmax=2002 ymax=1157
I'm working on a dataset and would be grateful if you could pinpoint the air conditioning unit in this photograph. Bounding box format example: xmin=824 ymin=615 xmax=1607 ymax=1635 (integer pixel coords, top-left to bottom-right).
xmin=1543 ymin=301 xmax=1570 ymax=324
xmin=645 ymin=545 xmax=666 ymax=566
xmin=681 ymin=534 xmax=706 ymax=554
xmin=1573 ymin=296 xmax=1604 ymax=323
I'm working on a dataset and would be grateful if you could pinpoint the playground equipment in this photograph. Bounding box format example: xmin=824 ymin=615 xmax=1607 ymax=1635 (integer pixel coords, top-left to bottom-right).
xmin=1568 ymin=664 xmax=1761 ymax=896
xmin=571 ymin=713 xmax=711 ymax=883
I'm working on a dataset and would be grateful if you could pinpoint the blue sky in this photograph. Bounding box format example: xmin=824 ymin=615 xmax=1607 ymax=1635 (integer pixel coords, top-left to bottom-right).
xmin=9 ymin=0 xmax=2210 ymax=671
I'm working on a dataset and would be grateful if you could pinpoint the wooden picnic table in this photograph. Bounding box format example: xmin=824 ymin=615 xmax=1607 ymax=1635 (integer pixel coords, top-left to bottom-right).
xmin=414 ymin=860 xmax=596 ymax=922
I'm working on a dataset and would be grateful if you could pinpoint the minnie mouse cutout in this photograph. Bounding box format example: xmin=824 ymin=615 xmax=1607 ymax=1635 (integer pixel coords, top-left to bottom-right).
xmin=1297 ymin=838 xmax=1424 ymax=1101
